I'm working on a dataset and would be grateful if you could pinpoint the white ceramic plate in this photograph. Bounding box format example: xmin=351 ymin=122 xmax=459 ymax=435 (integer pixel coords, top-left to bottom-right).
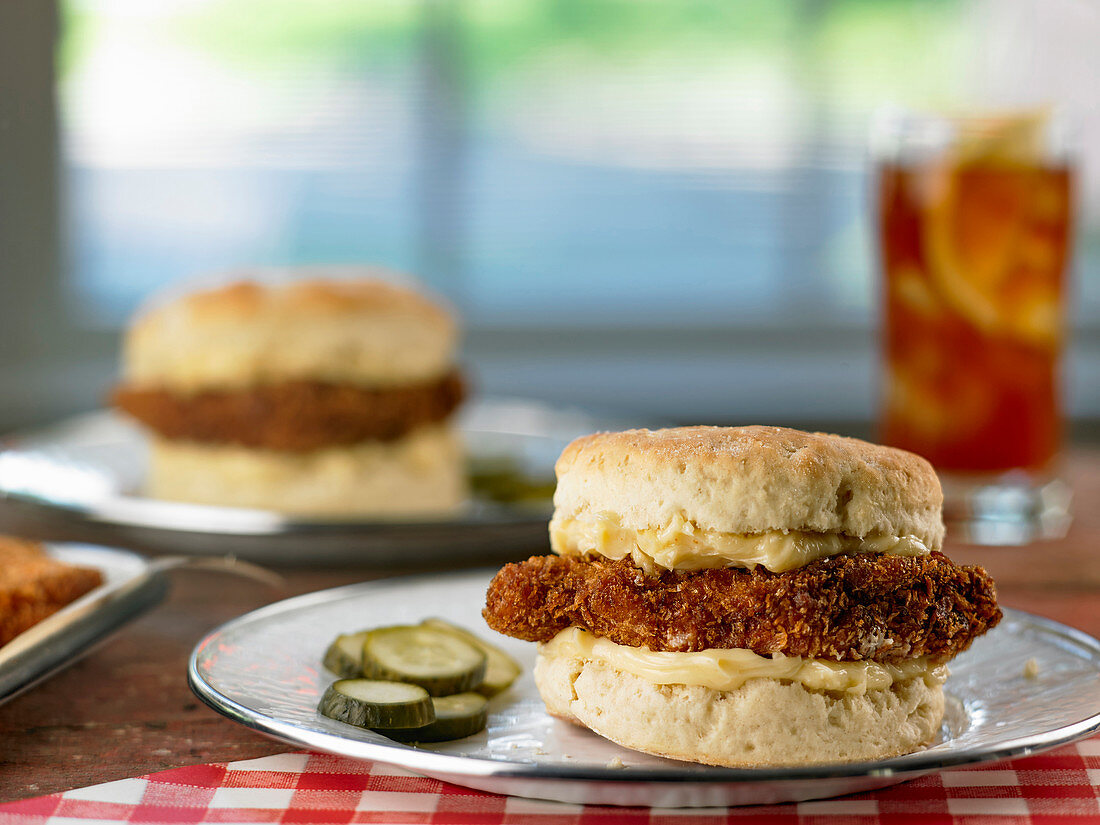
xmin=0 ymin=399 xmax=610 ymax=564
xmin=188 ymin=570 xmax=1100 ymax=807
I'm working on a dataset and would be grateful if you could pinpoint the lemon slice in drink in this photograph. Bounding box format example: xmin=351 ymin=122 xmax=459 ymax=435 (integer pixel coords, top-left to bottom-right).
xmin=952 ymin=110 xmax=1049 ymax=165
xmin=923 ymin=112 xmax=1065 ymax=348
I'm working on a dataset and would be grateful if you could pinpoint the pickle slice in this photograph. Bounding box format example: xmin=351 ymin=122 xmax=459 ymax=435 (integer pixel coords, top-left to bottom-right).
xmin=322 ymin=631 xmax=370 ymax=678
xmin=420 ymin=618 xmax=522 ymax=697
xmin=387 ymin=692 xmax=489 ymax=742
xmin=318 ymin=679 xmax=434 ymax=729
xmin=362 ymin=625 xmax=487 ymax=696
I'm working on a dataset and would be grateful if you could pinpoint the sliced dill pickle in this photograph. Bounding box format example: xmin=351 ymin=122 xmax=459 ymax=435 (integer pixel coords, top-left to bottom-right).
xmin=318 ymin=679 xmax=434 ymax=729
xmin=419 ymin=617 xmax=522 ymax=697
xmin=386 ymin=692 xmax=489 ymax=742
xmin=322 ymin=630 xmax=370 ymax=678
xmin=362 ymin=625 xmax=487 ymax=696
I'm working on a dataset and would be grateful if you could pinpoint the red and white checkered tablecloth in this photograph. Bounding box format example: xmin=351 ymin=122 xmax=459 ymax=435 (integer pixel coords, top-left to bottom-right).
xmin=1 ymin=736 xmax=1098 ymax=825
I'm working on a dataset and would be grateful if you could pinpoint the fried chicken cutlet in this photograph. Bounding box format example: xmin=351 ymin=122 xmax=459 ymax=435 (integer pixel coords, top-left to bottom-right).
xmin=0 ymin=536 xmax=103 ymax=646
xmin=113 ymin=368 xmax=465 ymax=451
xmin=484 ymin=551 xmax=1001 ymax=663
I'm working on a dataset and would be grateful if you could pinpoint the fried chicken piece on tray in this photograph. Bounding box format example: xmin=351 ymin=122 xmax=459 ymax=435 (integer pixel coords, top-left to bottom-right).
xmin=0 ymin=537 xmax=103 ymax=646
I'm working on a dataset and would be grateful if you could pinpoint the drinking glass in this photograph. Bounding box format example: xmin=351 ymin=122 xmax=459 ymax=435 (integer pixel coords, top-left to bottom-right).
xmin=872 ymin=109 xmax=1074 ymax=543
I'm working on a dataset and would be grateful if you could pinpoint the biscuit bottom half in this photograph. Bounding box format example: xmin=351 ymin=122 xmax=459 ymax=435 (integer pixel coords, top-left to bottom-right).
xmin=148 ymin=424 xmax=466 ymax=516
xmin=534 ymin=650 xmax=946 ymax=767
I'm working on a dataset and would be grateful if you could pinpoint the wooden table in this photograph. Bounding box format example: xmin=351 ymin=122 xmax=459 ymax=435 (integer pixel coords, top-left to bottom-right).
xmin=1 ymin=452 xmax=1097 ymax=802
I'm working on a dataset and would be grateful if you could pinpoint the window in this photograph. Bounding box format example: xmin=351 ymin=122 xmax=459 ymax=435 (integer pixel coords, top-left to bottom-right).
xmin=31 ymin=0 xmax=1100 ymax=421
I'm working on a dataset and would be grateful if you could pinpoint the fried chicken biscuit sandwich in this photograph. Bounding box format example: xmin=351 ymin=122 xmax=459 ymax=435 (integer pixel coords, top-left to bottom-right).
xmin=112 ymin=272 xmax=466 ymax=516
xmin=484 ymin=426 xmax=1001 ymax=766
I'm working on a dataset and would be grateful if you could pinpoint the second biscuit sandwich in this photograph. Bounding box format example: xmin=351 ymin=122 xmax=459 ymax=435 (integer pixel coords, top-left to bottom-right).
xmin=113 ymin=273 xmax=466 ymax=516
xmin=484 ymin=425 xmax=1001 ymax=766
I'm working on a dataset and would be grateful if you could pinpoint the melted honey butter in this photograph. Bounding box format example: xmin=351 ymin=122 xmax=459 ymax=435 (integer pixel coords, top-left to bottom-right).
xmin=543 ymin=628 xmax=946 ymax=696
xmin=549 ymin=513 xmax=930 ymax=574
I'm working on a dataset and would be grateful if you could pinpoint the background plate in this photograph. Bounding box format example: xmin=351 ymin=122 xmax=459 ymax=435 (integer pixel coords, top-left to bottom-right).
xmin=189 ymin=570 xmax=1100 ymax=807
xmin=0 ymin=398 xmax=610 ymax=564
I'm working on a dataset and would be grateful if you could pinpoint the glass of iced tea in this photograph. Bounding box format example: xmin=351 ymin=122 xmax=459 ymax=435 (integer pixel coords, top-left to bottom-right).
xmin=873 ymin=109 xmax=1074 ymax=543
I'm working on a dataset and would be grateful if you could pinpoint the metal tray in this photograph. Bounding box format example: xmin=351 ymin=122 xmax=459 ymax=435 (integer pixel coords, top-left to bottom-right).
xmin=0 ymin=398 xmax=608 ymax=565
xmin=0 ymin=544 xmax=167 ymax=704
xmin=189 ymin=570 xmax=1100 ymax=808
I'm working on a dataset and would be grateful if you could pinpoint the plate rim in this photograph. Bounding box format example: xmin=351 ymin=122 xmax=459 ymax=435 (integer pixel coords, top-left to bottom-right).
xmin=187 ymin=569 xmax=1100 ymax=785
xmin=0 ymin=404 xmax=571 ymax=537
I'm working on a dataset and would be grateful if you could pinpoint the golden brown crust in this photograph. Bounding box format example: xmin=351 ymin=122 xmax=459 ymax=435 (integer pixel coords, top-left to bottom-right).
xmin=112 ymin=369 xmax=466 ymax=451
xmin=123 ymin=272 xmax=458 ymax=391
xmin=0 ymin=537 xmax=103 ymax=646
xmin=553 ymin=426 xmax=945 ymax=549
xmin=483 ymin=551 xmax=1001 ymax=663
xmin=153 ymin=278 xmax=453 ymax=326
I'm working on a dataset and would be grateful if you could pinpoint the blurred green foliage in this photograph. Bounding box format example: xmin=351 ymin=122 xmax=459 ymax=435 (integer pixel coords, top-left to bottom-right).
xmin=174 ymin=1 xmax=420 ymax=69
xmin=60 ymin=0 xmax=962 ymax=98
xmin=56 ymin=1 xmax=97 ymax=77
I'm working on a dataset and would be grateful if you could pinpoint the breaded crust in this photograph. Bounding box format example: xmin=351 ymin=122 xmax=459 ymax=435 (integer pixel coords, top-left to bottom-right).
xmin=0 ymin=537 xmax=103 ymax=646
xmin=123 ymin=272 xmax=458 ymax=391
xmin=483 ymin=552 xmax=1001 ymax=663
xmin=113 ymin=369 xmax=465 ymax=451
xmin=554 ymin=426 xmax=945 ymax=550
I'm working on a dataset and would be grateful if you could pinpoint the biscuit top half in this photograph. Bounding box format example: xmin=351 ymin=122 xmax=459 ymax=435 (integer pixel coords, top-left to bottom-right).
xmin=551 ymin=426 xmax=945 ymax=570
xmin=122 ymin=273 xmax=457 ymax=392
